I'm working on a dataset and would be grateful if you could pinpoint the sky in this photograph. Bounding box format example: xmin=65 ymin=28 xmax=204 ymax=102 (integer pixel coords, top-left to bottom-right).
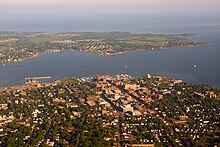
xmin=0 ymin=0 xmax=220 ymax=31
xmin=1 ymin=0 xmax=220 ymax=16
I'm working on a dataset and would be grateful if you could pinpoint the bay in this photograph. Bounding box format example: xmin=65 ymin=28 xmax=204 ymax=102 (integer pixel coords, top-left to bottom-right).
xmin=0 ymin=23 xmax=220 ymax=88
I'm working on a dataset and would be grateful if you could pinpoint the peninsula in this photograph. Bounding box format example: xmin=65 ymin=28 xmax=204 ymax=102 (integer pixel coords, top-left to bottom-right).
xmin=0 ymin=32 xmax=207 ymax=63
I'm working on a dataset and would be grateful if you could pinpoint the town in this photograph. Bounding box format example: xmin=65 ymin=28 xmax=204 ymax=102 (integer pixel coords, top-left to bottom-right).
xmin=0 ymin=74 xmax=219 ymax=146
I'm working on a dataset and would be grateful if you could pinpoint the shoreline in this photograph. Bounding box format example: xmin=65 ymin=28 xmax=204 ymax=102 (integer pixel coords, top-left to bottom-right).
xmin=0 ymin=50 xmax=63 ymax=64
xmin=96 ymin=43 xmax=209 ymax=56
xmin=0 ymin=43 xmax=209 ymax=64
xmin=0 ymin=72 xmax=218 ymax=91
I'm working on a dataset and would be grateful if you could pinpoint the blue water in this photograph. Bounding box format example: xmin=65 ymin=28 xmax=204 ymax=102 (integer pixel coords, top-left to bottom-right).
xmin=0 ymin=23 xmax=220 ymax=88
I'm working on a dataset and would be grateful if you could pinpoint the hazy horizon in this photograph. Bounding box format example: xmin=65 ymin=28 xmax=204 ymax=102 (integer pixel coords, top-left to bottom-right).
xmin=1 ymin=0 xmax=220 ymax=32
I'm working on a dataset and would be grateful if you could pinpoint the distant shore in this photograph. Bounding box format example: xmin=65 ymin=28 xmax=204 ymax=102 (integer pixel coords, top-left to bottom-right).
xmin=1 ymin=43 xmax=208 ymax=64
xmin=0 ymin=31 xmax=208 ymax=63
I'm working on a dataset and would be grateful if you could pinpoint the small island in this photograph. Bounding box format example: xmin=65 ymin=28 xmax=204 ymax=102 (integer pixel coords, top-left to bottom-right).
xmin=0 ymin=32 xmax=208 ymax=63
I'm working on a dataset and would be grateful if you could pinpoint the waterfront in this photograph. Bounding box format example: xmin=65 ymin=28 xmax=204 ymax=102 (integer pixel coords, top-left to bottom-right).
xmin=0 ymin=23 xmax=220 ymax=88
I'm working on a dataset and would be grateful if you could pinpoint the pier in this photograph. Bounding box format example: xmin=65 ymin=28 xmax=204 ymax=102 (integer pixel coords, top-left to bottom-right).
xmin=25 ymin=76 xmax=51 ymax=84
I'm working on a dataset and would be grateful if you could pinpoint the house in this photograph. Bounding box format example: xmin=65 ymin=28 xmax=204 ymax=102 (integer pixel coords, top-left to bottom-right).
xmin=0 ymin=104 xmax=8 ymax=110
xmin=67 ymin=103 xmax=78 ymax=108
xmin=124 ymin=84 xmax=138 ymax=90
xmin=86 ymin=95 xmax=99 ymax=102
xmin=174 ymin=79 xmax=182 ymax=84
xmin=131 ymin=144 xmax=154 ymax=147
xmin=121 ymin=104 xmax=134 ymax=112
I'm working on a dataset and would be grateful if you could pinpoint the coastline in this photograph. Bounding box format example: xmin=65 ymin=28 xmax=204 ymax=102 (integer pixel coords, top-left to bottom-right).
xmin=0 ymin=50 xmax=63 ymax=64
xmin=0 ymin=43 xmax=209 ymax=64
xmin=0 ymin=72 xmax=217 ymax=91
xmin=98 ymin=43 xmax=209 ymax=56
